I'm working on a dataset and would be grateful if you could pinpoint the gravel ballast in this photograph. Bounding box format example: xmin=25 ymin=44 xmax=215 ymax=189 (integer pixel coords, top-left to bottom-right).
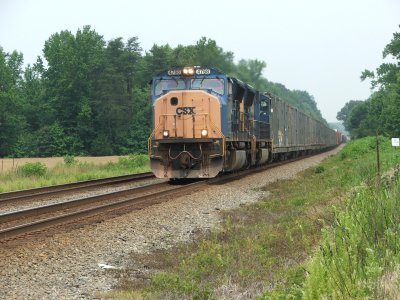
xmin=0 ymin=147 xmax=342 ymax=299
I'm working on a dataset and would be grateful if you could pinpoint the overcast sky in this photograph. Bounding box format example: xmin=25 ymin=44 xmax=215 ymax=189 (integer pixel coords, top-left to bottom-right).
xmin=1 ymin=0 xmax=399 ymax=122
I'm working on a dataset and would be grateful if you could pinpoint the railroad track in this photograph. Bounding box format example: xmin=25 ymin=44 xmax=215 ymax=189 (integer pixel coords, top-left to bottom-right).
xmin=0 ymin=153 xmax=320 ymax=242
xmin=0 ymin=172 xmax=155 ymax=206
xmin=0 ymin=179 xmax=207 ymax=241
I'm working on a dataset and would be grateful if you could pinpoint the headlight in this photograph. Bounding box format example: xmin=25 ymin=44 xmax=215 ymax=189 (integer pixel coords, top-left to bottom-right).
xmin=163 ymin=130 xmax=169 ymax=137
xmin=182 ymin=66 xmax=195 ymax=76
xmin=201 ymin=129 xmax=208 ymax=137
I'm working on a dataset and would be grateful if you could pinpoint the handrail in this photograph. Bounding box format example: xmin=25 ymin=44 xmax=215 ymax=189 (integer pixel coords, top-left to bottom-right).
xmin=208 ymin=116 xmax=225 ymax=157
xmin=148 ymin=121 xmax=163 ymax=156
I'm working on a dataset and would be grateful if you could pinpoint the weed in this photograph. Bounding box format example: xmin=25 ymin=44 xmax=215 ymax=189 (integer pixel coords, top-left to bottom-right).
xmin=117 ymin=154 xmax=148 ymax=169
xmin=303 ymin=179 xmax=400 ymax=299
xmin=339 ymin=136 xmax=390 ymax=161
xmin=0 ymin=154 xmax=150 ymax=192
xmin=63 ymin=155 xmax=78 ymax=165
xmin=17 ymin=162 xmax=47 ymax=177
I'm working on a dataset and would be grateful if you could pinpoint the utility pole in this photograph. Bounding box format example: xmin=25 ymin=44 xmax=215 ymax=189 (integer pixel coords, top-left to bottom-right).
xmin=376 ymin=131 xmax=380 ymax=186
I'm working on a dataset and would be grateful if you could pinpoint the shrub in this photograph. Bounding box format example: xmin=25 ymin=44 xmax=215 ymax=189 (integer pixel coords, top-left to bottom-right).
xmin=303 ymin=181 xmax=400 ymax=298
xmin=339 ymin=136 xmax=390 ymax=160
xmin=64 ymin=154 xmax=78 ymax=166
xmin=315 ymin=165 xmax=325 ymax=174
xmin=117 ymin=154 xmax=149 ymax=169
xmin=18 ymin=162 xmax=47 ymax=177
xmin=63 ymin=155 xmax=78 ymax=166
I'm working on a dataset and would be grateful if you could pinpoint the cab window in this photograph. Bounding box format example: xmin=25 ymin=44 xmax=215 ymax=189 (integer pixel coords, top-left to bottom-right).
xmin=154 ymin=79 xmax=185 ymax=96
xmin=191 ymin=78 xmax=225 ymax=95
xmin=260 ymin=99 xmax=269 ymax=112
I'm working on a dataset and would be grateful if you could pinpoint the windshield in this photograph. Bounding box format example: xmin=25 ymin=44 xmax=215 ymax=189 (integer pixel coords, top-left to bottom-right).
xmin=154 ymin=79 xmax=185 ymax=96
xmin=191 ymin=78 xmax=225 ymax=95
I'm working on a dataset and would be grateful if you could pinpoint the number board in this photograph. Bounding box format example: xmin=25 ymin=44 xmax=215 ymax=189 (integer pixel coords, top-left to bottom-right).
xmin=167 ymin=68 xmax=212 ymax=76
xmin=167 ymin=69 xmax=182 ymax=76
xmin=195 ymin=68 xmax=211 ymax=75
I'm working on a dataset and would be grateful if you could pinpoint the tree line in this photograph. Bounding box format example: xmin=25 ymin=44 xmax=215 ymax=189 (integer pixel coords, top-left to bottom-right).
xmin=0 ymin=25 xmax=325 ymax=158
xmin=337 ymin=25 xmax=400 ymax=139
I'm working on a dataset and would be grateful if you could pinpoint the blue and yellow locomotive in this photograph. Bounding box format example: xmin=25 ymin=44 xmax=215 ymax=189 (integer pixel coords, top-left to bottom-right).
xmin=148 ymin=66 xmax=337 ymax=178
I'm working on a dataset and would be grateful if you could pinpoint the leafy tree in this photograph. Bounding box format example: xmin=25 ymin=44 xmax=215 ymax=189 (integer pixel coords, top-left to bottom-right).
xmin=336 ymin=100 xmax=364 ymax=123
xmin=381 ymin=85 xmax=400 ymax=137
xmin=171 ymin=44 xmax=198 ymax=66
xmin=0 ymin=48 xmax=26 ymax=157
xmin=1 ymin=29 xmax=330 ymax=157
xmin=193 ymin=37 xmax=235 ymax=73
xmin=138 ymin=44 xmax=174 ymax=85
xmin=6 ymin=50 xmax=24 ymax=87
xmin=92 ymin=37 xmax=143 ymax=155
xmin=126 ymin=86 xmax=152 ymax=153
xmin=235 ymin=59 xmax=267 ymax=90
xmin=35 ymin=122 xmax=67 ymax=157
xmin=338 ymin=25 xmax=400 ymax=139
xmin=21 ymin=57 xmax=48 ymax=131
xmin=13 ymin=132 xmax=38 ymax=157
xmin=43 ymin=25 xmax=105 ymax=154
xmin=346 ymin=101 xmax=372 ymax=138
xmin=361 ymin=27 xmax=400 ymax=89
xmin=90 ymin=133 xmax=113 ymax=155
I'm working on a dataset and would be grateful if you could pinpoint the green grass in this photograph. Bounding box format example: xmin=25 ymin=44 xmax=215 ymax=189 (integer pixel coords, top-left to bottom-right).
xmin=0 ymin=154 xmax=150 ymax=193
xmin=265 ymin=137 xmax=400 ymax=299
xmin=102 ymin=137 xmax=400 ymax=299
xmin=301 ymin=168 xmax=400 ymax=296
xmin=302 ymin=181 xmax=400 ymax=299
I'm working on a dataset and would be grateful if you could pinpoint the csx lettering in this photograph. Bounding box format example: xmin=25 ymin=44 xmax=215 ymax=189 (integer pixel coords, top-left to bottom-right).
xmin=176 ymin=107 xmax=195 ymax=115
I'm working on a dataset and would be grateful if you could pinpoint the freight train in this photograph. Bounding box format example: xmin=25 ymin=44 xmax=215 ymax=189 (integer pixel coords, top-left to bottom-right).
xmin=148 ymin=66 xmax=340 ymax=179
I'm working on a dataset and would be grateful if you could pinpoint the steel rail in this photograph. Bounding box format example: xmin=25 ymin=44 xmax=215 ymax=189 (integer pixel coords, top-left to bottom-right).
xmin=0 ymin=172 xmax=155 ymax=205
xmin=0 ymin=181 xmax=169 ymax=225
xmin=0 ymin=149 xmax=336 ymax=241
xmin=0 ymin=180 xmax=206 ymax=240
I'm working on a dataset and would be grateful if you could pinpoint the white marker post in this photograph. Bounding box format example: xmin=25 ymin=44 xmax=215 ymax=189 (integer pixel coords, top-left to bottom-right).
xmin=392 ymin=138 xmax=400 ymax=148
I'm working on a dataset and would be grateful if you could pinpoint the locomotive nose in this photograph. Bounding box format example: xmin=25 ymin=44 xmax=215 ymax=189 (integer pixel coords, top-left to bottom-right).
xmin=150 ymin=87 xmax=224 ymax=178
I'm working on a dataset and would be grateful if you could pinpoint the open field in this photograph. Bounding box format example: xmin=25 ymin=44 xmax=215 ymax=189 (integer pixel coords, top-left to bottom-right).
xmin=0 ymin=156 xmax=123 ymax=172
xmin=0 ymin=154 xmax=149 ymax=193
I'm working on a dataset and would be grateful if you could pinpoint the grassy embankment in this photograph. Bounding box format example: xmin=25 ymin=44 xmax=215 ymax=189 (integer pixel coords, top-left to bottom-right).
xmin=103 ymin=137 xmax=400 ymax=299
xmin=0 ymin=154 xmax=150 ymax=193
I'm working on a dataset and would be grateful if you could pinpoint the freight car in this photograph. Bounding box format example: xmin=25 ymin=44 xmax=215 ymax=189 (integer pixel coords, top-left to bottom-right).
xmin=148 ymin=66 xmax=338 ymax=178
